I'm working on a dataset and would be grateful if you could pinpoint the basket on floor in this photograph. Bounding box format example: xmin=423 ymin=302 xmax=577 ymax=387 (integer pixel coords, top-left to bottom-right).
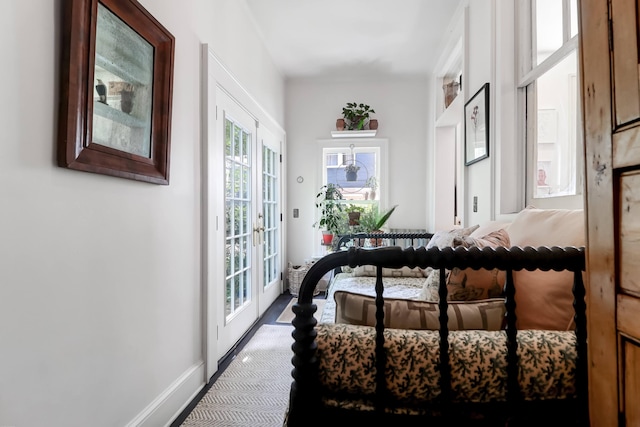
xmin=288 ymin=262 xmax=319 ymax=297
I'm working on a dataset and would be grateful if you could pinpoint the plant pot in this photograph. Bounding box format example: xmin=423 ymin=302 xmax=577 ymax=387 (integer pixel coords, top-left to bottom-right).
xmin=348 ymin=212 xmax=361 ymax=226
xmin=369 ymin=190 xmax=376 ymax=200
xmin=321 ymin=231 xmax=334 ymax=246
xmin=347 ymin=116 xmax=366 ymax=130
xmin=369 ymin=229 xmax=384 ymax=247
xmin=368 ymin=119 xmax=378 ymax=130
xmin=346 ymin=170 xmax=358 ymax=181
xmin=336 ymin=118 xmax=345 ymax=131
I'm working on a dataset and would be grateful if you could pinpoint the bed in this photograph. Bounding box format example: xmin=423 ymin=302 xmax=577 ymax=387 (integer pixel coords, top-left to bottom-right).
xmin=285 ymin=210 xmax=588 ymax=426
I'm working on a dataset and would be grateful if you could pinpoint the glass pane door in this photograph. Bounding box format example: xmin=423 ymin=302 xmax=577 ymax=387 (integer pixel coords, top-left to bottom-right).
xmin=258 ymin=128 xmax=282 ymax=314
xmin=225 ymin=118 xmax=252 ymax=317
xmin=216 ymin=89 xmax=259 ymax=360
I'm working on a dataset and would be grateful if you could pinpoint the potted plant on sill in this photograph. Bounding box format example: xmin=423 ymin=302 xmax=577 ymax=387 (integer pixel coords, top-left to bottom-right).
xmin=314 ymin=183 xmax=344 ymax=245
xmin=365 ymin=176 xmax=378 ymax=200
xmin=341 ymin=102 xmax=376 ymax=130
xmin=358 ymin=204 xmax=398 ymax=246
xmin=345 ymin=204 xmax=366 ymax=226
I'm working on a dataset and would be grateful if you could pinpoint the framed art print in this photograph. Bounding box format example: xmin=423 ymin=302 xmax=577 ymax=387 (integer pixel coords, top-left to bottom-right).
xmin=464 ymin=82 xmax=490 ymax=166
xmin=58 ymin=0 xmax=175 ymax=184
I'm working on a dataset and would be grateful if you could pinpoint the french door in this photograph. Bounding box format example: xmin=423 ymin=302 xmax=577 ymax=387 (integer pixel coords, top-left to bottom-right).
xmin=258 ymin=126 xmax=283 ymax=314
xmin=215 ymin=88 xmax=282 ymax=361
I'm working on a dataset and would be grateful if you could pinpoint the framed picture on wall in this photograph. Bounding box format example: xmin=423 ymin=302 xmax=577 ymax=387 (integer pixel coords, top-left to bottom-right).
xmin=464 ymin=83 xmax=490 ymax=166
xmin=58 ymin=0 xmax=175 ymax=184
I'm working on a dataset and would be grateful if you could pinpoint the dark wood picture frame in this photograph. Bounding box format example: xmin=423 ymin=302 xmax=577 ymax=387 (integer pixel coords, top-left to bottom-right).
xmin=464 ymin=82 xmax=490 ymax=166
xmin=58 ymin=0 xmax=175 ymax=184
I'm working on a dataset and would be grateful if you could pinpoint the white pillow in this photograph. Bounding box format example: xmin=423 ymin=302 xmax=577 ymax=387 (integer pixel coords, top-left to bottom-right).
xmin=426 ymin=224 xmax=479 ymax=249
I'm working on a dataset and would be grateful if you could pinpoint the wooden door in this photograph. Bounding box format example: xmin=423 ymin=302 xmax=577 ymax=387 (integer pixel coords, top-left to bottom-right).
xmin=580 ymin=0 xmax=640 ymax=424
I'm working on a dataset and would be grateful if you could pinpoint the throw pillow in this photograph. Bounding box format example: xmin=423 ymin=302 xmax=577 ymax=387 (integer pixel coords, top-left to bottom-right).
xmin=334 ymin=290 xmax=506 ymax=331
xmin=418 ymin=268 xmax=441 ymax=302
xmin=446 ymin=229 xmax=511 ymax=301
xmin=426 ymin=224 xmax=480 ymax=249
xmin=507 ymin=208 xmax=585 ymax=330
xmin=468 ymin=220 xmax=512 ymax=239
xmin=419 ymin=227 xmax=505 ymax=302
xmin=351 ymin=264 xmax=427 ymax=278
xmin=419 ymin=224 xmax=480 ymax=301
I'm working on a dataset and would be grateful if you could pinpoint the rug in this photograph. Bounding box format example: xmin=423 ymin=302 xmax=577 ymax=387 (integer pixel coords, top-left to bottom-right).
xmin=180 ymin=324 xmax=294 ymax=427
xmin=275 ymin=298 xmax=326 ymax=324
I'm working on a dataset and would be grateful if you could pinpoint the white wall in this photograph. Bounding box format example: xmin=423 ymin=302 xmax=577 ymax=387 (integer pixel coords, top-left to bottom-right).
xmin=464 ymin=0 xmax=494 ymax=226
xmin=0 ymin=1 xmax=283 ymax=426
xmin=429 ymin=0 xmax=521 ymax=230
xmin=286 ymin=77 xmax=429 ymax=265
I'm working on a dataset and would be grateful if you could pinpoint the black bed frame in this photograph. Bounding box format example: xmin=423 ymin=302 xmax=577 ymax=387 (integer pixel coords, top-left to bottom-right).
xmin=333 ymin=231 xmax=433 ymax=251
xmin=286 ymin=244 xmax=588 ymax=426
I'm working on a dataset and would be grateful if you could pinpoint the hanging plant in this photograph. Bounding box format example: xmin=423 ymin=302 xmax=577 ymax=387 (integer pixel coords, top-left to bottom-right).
xmin=344 ymin=164 xmax=360 ymax=181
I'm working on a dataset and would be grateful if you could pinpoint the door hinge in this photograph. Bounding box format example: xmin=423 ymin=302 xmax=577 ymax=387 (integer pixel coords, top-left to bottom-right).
xmin=255 ymin=119 xmax=260 ymax=129
xmin=280 ymin=272 xmax=283 ymax=281
xmin=279 ymin=154 xmax=283 ymax=163
xmin=215 ymin=105 xmax=218 ymax=120
xmin=280 ymin=213 xmax=283 ymax=222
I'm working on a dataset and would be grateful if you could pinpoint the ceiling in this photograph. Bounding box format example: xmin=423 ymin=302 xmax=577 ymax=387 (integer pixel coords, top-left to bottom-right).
xmin=243 ymin=0 xmax=463 ymax=78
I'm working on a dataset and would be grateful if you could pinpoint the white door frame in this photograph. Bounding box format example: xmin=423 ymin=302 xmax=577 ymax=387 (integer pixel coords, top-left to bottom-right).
xmin=201 ymin=44 xmax=286 ymax=380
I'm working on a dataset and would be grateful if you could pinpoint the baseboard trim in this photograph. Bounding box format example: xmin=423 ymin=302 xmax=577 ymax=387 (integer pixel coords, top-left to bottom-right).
xmin=126 ymin=361 xmax=205 ymax=427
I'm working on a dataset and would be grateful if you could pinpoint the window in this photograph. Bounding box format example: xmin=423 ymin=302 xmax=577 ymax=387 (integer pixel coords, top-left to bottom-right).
xmin=318 ymin=139 xmax=388 ymax=234
xmin=519 ymin=0 xmax=582 ymax=206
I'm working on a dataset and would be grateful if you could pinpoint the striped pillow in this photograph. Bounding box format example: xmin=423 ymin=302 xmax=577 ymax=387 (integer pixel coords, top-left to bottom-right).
xmin=351 ymin=264 xmax=427 ymax=278
xmin=334 ymin=291 xmax=505 ymax=331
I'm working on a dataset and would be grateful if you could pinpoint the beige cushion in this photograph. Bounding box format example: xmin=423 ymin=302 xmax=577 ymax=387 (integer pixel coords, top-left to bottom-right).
xmin=352 ymin=264 xmax=427 ymax=278
xmin=459 ymin=227 xmax=511 ymax=249
xmin=426 ymin=224 xmax=479 ymax=249
xmin=507 ymin=208 xmax=585 ymax=330
xmin=334 ymin=290 xmax=506 ymax=331
xmin=468 ymin=220 xmax=511 ymax=239
xmin=508 ymin=208 xmax=584 ymax=247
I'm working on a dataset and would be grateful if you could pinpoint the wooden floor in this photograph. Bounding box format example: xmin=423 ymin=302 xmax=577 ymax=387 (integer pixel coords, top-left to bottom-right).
xmin=170 ymin=292 xmax=295 ymax=426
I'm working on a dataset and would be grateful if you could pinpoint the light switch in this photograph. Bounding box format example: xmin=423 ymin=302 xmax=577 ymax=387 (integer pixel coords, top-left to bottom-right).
xmin=293 ymin=208 xmax=299 ymax=218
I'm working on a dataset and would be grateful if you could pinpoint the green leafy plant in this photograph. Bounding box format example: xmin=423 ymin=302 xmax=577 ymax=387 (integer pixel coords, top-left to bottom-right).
xmin=341 ymin=102 xmax=376 ymax=130
xmin=313 ymin=183 xmax=344 ymax=234
xmin=345 ymin=204 xmax=366 ymax=213
xmin=357 ymin=204 xmax=398 ymax=232
xmin=345 ymin=204 xmax=365 ymax=227
xmin=374 ymin=205 xmax=398 ymax=230
xmin=345 ymin=164 xmax=360 ymax=173
xmin=365 ymin=176 xmax=378 ymax=191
